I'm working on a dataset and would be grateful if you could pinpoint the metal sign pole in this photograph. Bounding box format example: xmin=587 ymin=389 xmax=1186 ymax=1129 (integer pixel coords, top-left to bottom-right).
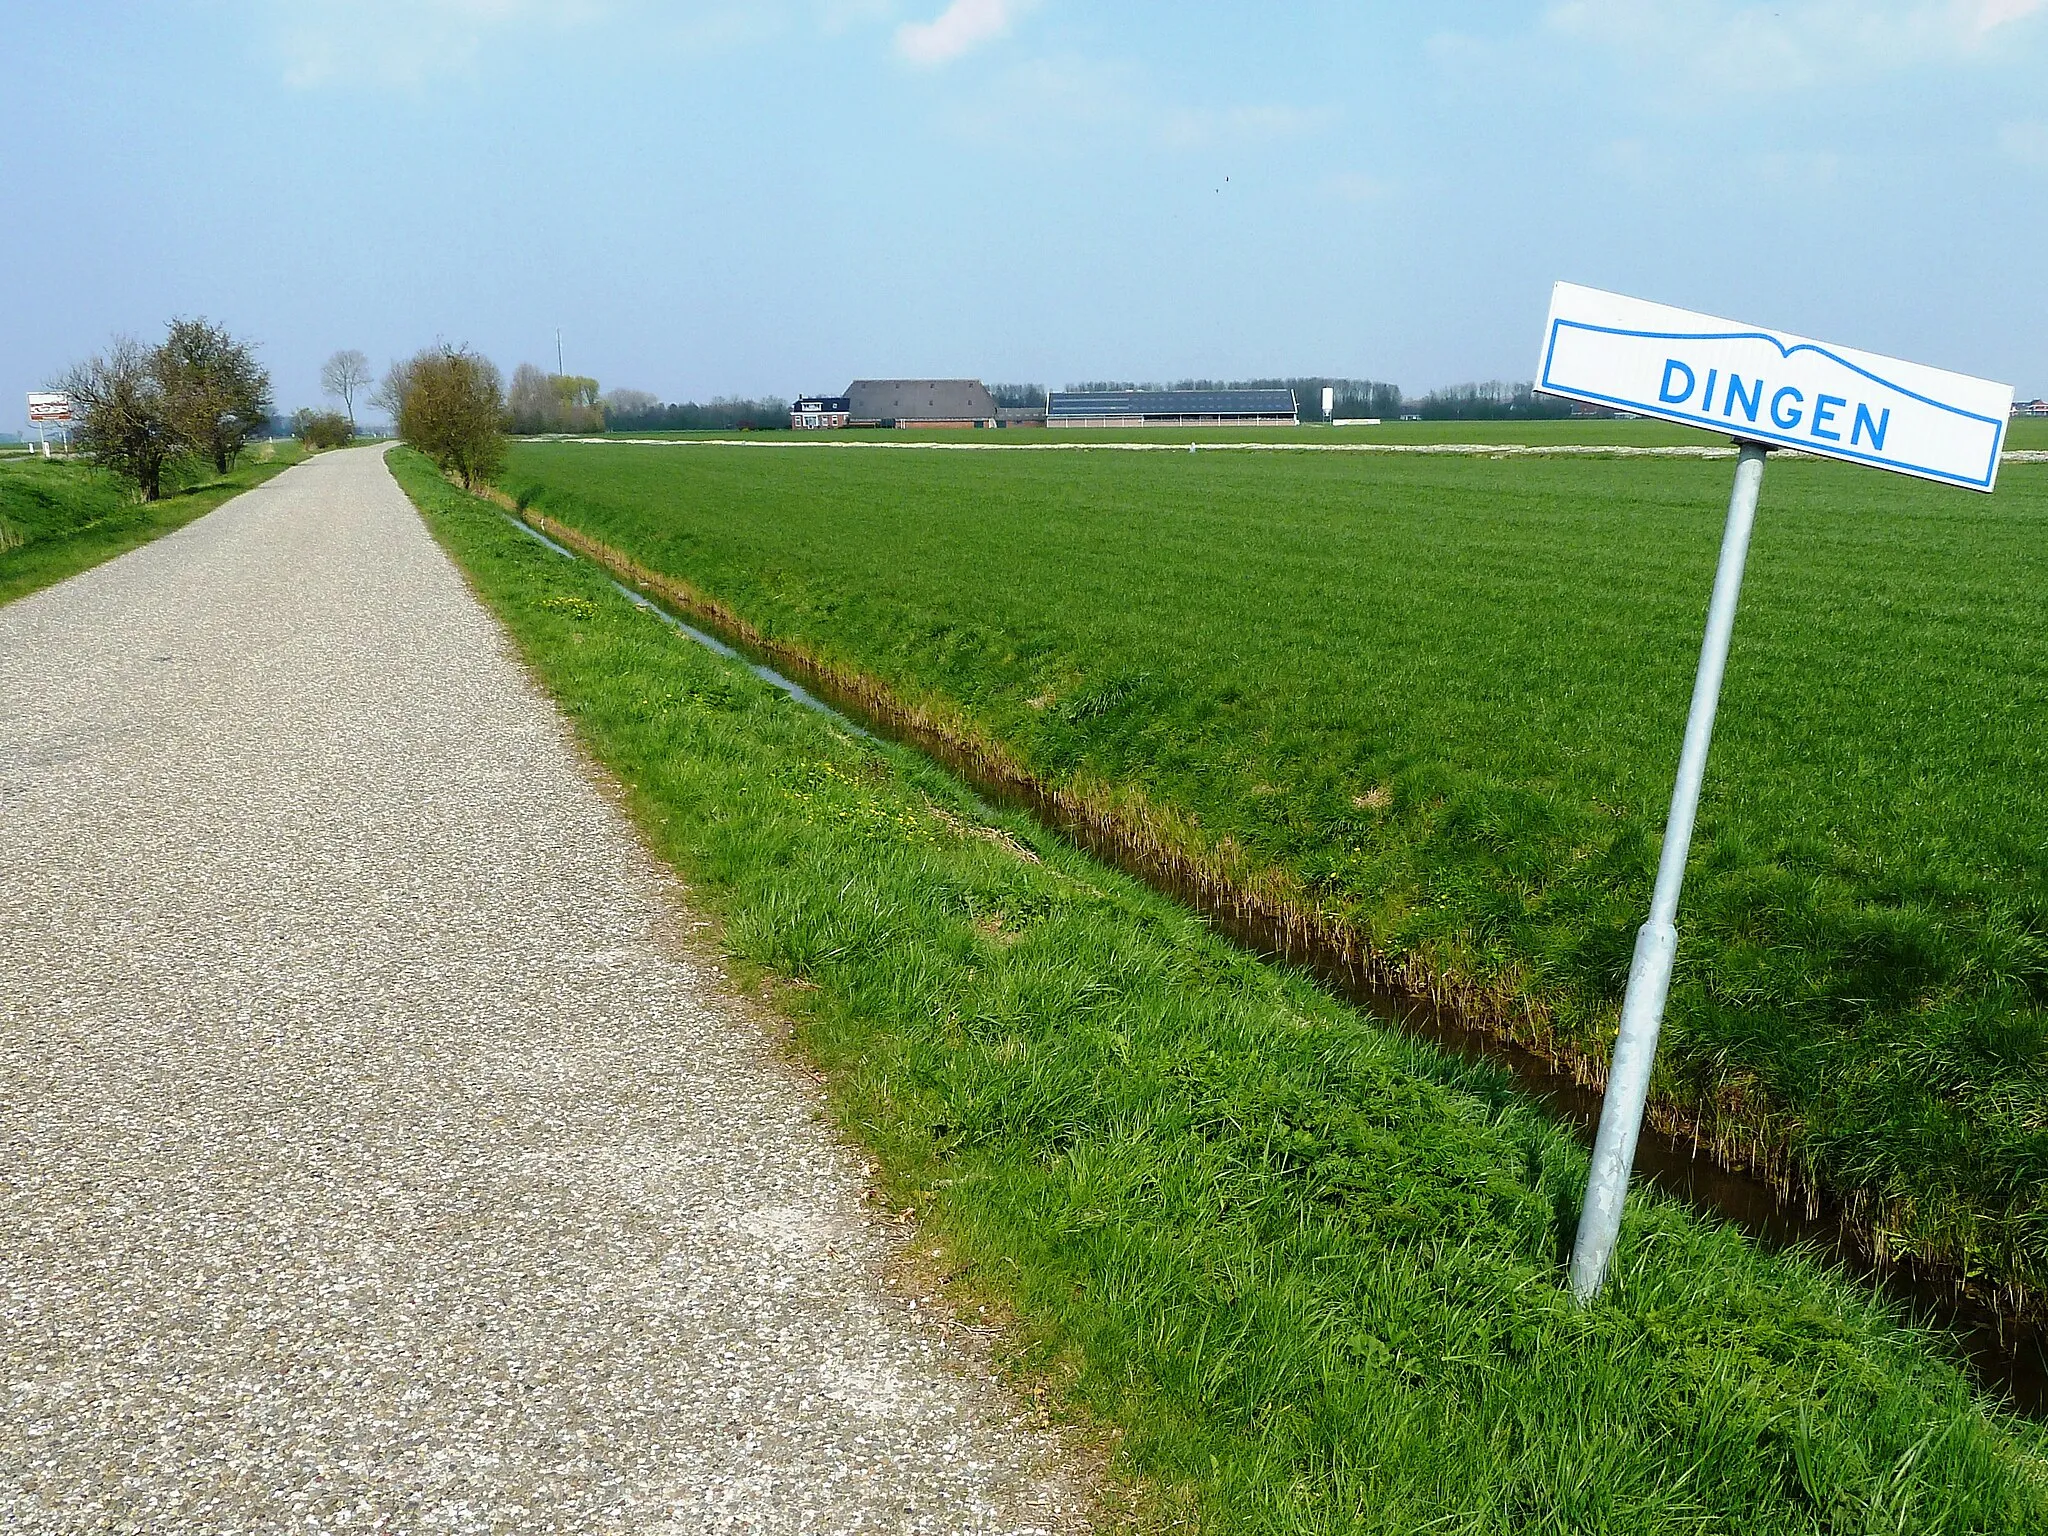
xmin=1569 ymin=441 xmax=1768 ymax=1302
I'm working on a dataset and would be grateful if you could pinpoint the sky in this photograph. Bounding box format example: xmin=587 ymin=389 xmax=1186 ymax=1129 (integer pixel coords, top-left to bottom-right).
xmin=4 ymin=0 xmax=2046 ymax=429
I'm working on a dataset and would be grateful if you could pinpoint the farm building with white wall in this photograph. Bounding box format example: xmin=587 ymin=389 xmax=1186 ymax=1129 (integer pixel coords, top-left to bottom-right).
xmin=791 ymin=395 xmax=850 ymax=429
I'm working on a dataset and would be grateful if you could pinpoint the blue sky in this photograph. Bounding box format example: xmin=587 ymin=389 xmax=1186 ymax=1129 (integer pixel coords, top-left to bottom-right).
xmin=4 ymin=1 xmax=2045 ymax=427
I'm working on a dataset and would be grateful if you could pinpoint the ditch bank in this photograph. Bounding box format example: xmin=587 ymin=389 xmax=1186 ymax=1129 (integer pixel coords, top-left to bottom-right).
xmin=496 ymin=489 xmax=2048 ymax=1414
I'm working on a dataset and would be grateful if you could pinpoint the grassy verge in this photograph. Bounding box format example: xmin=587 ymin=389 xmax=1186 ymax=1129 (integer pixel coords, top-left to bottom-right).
xmin=495 ymin=439 xmax=2048 ymax=1313
xmin=391 ymin=445 xmax=2048 ymax=1533
xmin=0 ymin=440 xmax=306 ymax=607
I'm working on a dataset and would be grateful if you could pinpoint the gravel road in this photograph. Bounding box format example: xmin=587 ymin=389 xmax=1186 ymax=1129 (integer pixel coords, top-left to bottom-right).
xmin=0 ymin=446 xmax=1088 ymax=1534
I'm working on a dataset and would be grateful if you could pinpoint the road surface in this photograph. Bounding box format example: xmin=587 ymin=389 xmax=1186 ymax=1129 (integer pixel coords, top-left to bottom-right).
xmin=0 ymin=445 xmax=1085 ymax=1534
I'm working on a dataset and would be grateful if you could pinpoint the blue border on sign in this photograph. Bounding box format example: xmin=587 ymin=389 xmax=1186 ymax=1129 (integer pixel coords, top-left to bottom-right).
xmin=1539 ymin=319 xmax=2006 ymax=490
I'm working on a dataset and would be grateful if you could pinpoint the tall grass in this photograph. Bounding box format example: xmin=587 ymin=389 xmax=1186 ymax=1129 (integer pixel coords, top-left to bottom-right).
xmin=394 ymin=447 xmax=2048 ymax=1532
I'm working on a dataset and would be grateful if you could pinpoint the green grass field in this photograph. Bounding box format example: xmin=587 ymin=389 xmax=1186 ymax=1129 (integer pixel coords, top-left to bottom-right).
xmin=396 ymin=446 xmax=2048 ymax=1533
xmin=0 ymin=440 xmax=306 ymax=606
xmin=499 ymin=435 xmax=2048 ymax=1309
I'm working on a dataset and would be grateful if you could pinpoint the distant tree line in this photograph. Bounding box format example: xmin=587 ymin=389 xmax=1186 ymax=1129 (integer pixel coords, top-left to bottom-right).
xmin=599 ymin=394 xmax=791 ymax=432
xmin=59 ymin=319 xmax=273 ymax=500
xmin=1260 ymin=378 xmax=1403 ymax=419
xmin=1050 ymin=375 xmax=1586 ymax=420
xmin=988 ymin=383 xmax=1047 ymax=408
xmin=1412 ymin=381 xmax=1575 ymax=421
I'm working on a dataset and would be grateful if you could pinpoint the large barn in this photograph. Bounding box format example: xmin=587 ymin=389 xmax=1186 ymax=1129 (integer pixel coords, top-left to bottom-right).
xmin=1046 ymin=388 xmax=1299 ymax=428
xmin=846 ymin=379 xmax=997 ymax=428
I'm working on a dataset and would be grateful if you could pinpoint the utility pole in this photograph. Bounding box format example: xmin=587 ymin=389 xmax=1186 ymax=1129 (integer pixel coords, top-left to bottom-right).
xmin=556 ymin=328 xmax=564 ymax=378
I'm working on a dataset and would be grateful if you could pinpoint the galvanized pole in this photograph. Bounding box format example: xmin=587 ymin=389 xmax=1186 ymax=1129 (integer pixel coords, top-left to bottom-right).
xmin=1569 ymin=441 xmax=1768 ymax=1302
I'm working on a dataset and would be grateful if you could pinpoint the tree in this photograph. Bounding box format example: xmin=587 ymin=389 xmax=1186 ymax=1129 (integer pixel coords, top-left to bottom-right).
xmin=61 ymin=337 xmax=188 ymax=501
xmin=320 ymin=349 xmax=372 ymax=432
xmin=508 ymin=364 xmax=603 ymax=434
xmin=507 ymin=362 xmax=556 ymax=434
xmin=550 ymin=374 xmax=602 ymax=433
xmin=154 ymin=318 xmax=272 ymax=473
xmin=599 ymin=394 xmax=791 ymax=431
xmin=371 ymin=357 xmax=413 ymax=423
xmin=1414 ymin=380 xmax=1573 ymax=421
xmin=393 ymin=344 xmax=506 ymax=488
xmin=601 ymin=387 xmax=660 ymax=422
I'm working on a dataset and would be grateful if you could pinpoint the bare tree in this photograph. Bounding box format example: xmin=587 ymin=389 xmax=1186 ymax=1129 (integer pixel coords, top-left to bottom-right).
xmin=508 ymin=364 xmax=604 ymax=434
xmin=320 ymin=349 xmax=373 ymax=432
xmin=155 ymin=318 xmax=272 ymax=473
xmin=507 ymin=362 xmax=556 ymax=435
xmin=371 ymin=357 xmax=414 ymax=423
xmin=61 ymin=337 xmax=188 ymax=501
xmin=601 ymin=387 xmax=660 ymax=422
xmin=394 ymin=345 xmax=506 ymax=488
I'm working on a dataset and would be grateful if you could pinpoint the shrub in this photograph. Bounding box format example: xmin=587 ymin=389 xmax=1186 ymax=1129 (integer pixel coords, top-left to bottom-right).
xmin=388 ymin=345 xmax=506 ymax=488
xmin=59 ymin=337 xmax=185 ymax=502
xmin=291 ymin=409 xmax=354 ymax=450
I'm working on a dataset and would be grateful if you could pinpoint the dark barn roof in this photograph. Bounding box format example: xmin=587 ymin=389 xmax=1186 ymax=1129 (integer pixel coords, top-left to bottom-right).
xmin=846 ymin=379 xmax=996 ymax=423
xmin=1047 ymin=388 xmax=1298 ymax=421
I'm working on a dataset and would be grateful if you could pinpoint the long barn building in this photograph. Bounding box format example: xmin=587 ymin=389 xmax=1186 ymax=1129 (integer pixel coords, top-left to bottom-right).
xmin=1047 ymin=388 xmax=1298 ymax=428
xmin=846 ymin=379 xmax=997 ymax=428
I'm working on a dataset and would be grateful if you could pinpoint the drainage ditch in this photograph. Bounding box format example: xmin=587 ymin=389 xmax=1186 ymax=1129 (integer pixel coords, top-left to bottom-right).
xmin=498 ymin=506 xmax=2048 ymax=1416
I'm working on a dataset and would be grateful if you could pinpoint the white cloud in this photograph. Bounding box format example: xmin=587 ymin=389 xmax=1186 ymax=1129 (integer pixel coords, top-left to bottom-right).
xmin=895 ymin=0 xmax=1031 ymax=66
xmin=2002 ymin=119 xmax=2048 ymax=165
xmin=1543 ymin=0 xmax=2047 ymax=92
xmin=1967 ymin=0 xmax=2048 ymax=32
xmin=274 ymin=0 xmax=614 ymax=89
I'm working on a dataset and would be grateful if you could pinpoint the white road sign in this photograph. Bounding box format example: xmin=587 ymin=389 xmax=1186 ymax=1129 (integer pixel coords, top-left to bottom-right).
xmin=1547 ymin=278 xmax=2013 ymax=1301
xmin=27 ymin=391 xmax=74 ymax=423
xmin=1536 ymin=282 xmax=2013 ymax=492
